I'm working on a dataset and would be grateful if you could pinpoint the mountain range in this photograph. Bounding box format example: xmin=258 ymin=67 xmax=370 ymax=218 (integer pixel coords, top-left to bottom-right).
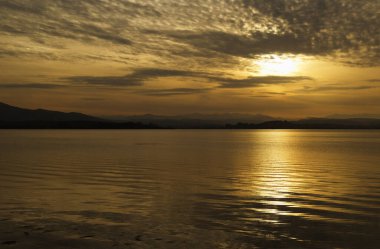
xmin=0 ymin=102 xmax=101 ymax=122
xmin=1 ymin=102 xmax=380 ymax=129
xmin=104 ymin=113 xmax=278 ymax=128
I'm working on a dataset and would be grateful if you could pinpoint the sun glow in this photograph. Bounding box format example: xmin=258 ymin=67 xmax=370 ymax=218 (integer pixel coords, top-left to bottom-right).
xmin=256 ymin=55 xmax=301 ymax=76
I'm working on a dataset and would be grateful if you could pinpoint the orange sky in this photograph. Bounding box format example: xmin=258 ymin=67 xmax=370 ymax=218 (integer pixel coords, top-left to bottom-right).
xmin=0 ymin=0 xmax=379 ymax=118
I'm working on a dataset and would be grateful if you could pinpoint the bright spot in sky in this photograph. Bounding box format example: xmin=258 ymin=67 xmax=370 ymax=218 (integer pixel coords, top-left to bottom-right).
xmin=256 ymin=55 xmax=301 ymax=75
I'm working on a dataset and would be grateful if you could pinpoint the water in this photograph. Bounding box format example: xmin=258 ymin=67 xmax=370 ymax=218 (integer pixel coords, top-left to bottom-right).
xmin=0 ymin=130 xmax=379 ymax=248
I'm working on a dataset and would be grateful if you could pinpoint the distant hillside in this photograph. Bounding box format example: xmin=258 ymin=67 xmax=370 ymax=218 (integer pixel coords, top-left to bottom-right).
xmin=0 ymin=102 xmax=161 ymax=129
xmin=325 ymin=114 xmax=380 ymax=119
xmin=105 ymin=113 xmax=277 ymax=128
xmin=227 ymin=118 xmax=380 ymax=129
xmin=297 ymin=118 xmax=380 ymax=128
xmin=0 ymin=102 xmax=101 ymax=122
xmin=1 ymin=102 xmax=379 ymax=129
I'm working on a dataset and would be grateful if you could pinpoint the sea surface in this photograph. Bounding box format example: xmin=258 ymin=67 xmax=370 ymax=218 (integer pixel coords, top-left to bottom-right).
xmin=0 ymin=130 xmax=379 ymax=249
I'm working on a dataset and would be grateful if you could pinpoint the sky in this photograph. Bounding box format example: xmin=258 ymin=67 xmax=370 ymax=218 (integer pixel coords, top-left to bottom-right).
xmin=0 ymin=0 xmax=379 ymax=118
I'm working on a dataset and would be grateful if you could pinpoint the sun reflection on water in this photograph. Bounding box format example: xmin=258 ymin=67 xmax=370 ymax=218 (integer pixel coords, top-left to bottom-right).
xmin=247 ymin=131 xmax=303 ymax=220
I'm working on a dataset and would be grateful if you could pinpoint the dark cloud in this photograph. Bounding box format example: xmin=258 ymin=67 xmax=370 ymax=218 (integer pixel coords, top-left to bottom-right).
xmin=137 ymin=88 xmax=211 ymax=96
xmin=250 ymin=91 xmax=287 ymax=98
xmin=251 ymin=95 xmax=272 ymax=98
xmin=0 ymin=83 xmax=63 ymax=89
xmin=165 ymin=31 xmax=321 ymax=58
xmin=130 ymin=68 xmax=205 ymax=79
xmin=260 ymin=91 xmax=287 ymax=96
xmin=216 ymin=76 xmax=313 ymax=88
xmin=67 ymin=75 xmax=141 ymax=87
xmin=302 ymin=85 xmax=378 ymax=92
xmin=65 ymin=69 xmax=206 ymax=87
xmin=65 ymin=68 xmax=312 ymax=89
xmin=0 ymin=0 xmax=378 ymax=116
xmin=0 ymin=49 xmax=61 ymax=60
xmin=82 ymin=97 xmax=105 ymax=101
xmin=0 ymin=0 xmax=158 ymax=46
xmin=0 ymin=0 xmax=377 ymax=66
xmin=1 ymin=16 xmax=132 ymax=46
xmin=155 ymin=0 xmax=379 ymax=65
xmin=246 ymin=0 xmax=379 ymax=64
xmin=0 ymin=1 xmax=47 ymax=15
xmin=41 ymin=21 xmax=132 ymax=45
xmin=367 ymin=79 xmax=380 ymax=83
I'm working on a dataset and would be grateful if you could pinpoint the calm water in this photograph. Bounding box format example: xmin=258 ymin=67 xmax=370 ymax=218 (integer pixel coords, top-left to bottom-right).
xmin=0 ymin=130 xmax=379 ymax=248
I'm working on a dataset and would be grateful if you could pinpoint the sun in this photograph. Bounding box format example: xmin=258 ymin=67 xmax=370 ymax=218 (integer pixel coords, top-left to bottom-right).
xmin=256 ymin=55 xmax=300 ymax=76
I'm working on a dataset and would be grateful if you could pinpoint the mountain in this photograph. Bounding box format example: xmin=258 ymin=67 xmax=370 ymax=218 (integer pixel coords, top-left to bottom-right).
xmin=227 ymin=118 xmax=380 ymax=129
xmin=0 ymin=102 xmax=101 ymax=122
xmin=1 ymin=102 xmax=379 ymax=129
xmin=325 ymin=114 xmax=380 ymax=119
xmin=0 ymin=102 xmax=160 ymax=129
xmin=105 ymin=113 xmax=277 ymax=128
xmin=296 ymin=118 xmax=380 ymax=128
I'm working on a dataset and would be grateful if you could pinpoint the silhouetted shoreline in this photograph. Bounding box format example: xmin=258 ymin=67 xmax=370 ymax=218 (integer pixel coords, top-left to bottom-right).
xmin=1 ymin=102 xmax=380 ymax=129
xmin=0 ymin=121 xmax=161 ymax=129
xmin=1 ymin=120 xmax=380 ymax=129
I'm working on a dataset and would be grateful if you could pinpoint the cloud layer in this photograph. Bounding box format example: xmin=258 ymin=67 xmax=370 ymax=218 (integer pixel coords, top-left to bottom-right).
xmin=65 ymin=68 xmax=313 ymax=90
xmin=0 ymin=0 xmax=378 ymax=67
xmin=0 ymin=0 xmax=379 ymax=116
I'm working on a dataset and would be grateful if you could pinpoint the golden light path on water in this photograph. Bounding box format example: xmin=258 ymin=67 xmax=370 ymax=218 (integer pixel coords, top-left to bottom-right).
xmin=244 ymin=131 xmax=301 ymax=224
xmin=235 ymin=130 xmax=377 ymax=227
xmin=0 ymin=130 xmax=380 ymax=248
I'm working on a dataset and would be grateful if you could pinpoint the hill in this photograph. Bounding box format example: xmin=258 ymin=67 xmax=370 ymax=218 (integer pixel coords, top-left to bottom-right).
xmin=105 ymin=113 xmax=277 ymax=128
xmin=1 ymin=102 xmax=379 ymax=129
xmin=0 ymin=102 xmax=158 ymax=129
xmin=0 ymin=102 xmax=101 ymax=122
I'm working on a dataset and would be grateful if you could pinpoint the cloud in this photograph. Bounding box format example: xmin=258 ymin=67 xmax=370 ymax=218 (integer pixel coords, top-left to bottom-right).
xmin=66 ymin=75 xmax=141 ymax=87
xmin=0 ymin=0 xmax=378 ymax=116
xmin=165 ymin=31 xmax=321 ymax=58
xmin=130 ymin=68 xmax=204 ymax=79
xmin=159 ymin=0 xmax=378 ymax=66
xmin=301 ymin=84 xmax=378 ymax=92
xmin=65 ymin=68 xmax=312 ymax=89
xmin=260 ymin=91 xmax=287 ymax=96
xmin=367 ymin=79 xmax=380 ymax=83
xmin=250 ymin=91 xmax=287 ymax=98
xmin=65 ymin=69 xmax=207 ymax=87
xmin=0 ymin=83 xmax=63 ymax=89
xmin=136 ymin=88 xmax=211 ymax=96
xmin=0 ymin=0 xmax=159 ymax=46
xmin=0 ymin=45 xmax=61 ymax=60
xmin=1 ymin=16 xmax=132 ymax=46
xmin=82 ymin=97 xmax=105 ymax=101
xmin=216 ymin=76 xmax=313 ymax=88
xmin=45 ymin=21 xmax=132 ymax=45
xmin=0 ymin=0 xmax=378 ymax=67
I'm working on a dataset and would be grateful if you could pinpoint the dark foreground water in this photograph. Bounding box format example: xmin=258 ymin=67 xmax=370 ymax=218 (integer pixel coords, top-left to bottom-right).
xmin=0 ymin=130 xmax=379 ymax=249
